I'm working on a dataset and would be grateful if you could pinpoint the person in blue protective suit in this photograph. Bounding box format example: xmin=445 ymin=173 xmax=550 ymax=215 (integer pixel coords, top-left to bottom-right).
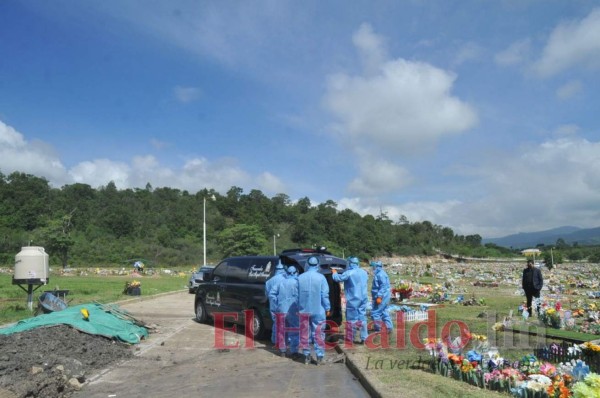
xmin=370 ymin=260 xmax=393 ymax=332
xmin=298 ymin=256 xmax=331 ymax=365
xmin=265 ymin=261 xmax=287 ymax=345
xmin=269 ymin=265 xmax=300 ymax=358
xmin=331 ymin=256 xmax=368 ymax=344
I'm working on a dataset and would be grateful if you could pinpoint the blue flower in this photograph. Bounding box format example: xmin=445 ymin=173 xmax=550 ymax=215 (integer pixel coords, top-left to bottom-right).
xmin=510 ymin=386 xmax=526 ymax=398
xmin=572 ymin=360 xmax=590 ymax=380
xmin=467 ymin=350 xmax=482 ymax=363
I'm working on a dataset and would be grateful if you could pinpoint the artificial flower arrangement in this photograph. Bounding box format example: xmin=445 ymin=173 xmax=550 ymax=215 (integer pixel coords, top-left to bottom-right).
xmin=124 ymin=280 xmax=142 ymax=295
xmin=392 ymin=282 xmax=413 ymax=300
xmin=539 ymin=307 xmax=562 ymax=329
xmin=425 ymin=331 xmax=600 ymax=397
xmin=429 ymin=284 xmax=449 ymax=304
xmin=408 ymin=283 xmax=433 ymax=298
xmin=571 ymin=372 xmax=600 ymax=398
xmin=542 ymin=298 xmax=600 ymax=335
xmin=583 ymin=341 xmax=600 ymax=355
xmin=454 ymin=294 xmax=486 ymax=306
xmin=390 ymin=282 xmax=433 ymax=299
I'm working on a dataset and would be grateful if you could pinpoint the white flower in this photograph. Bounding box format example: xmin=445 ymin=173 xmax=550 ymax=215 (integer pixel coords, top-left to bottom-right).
xmin=526 ymin=381 xmax=544 ymax=391
xmin=559 ymin=362 xmax=574 ymax=377
xmin=568 ymin=345 xmax=582 ymax=356
xmin=528 ymin=374 xmax=552 ymax=386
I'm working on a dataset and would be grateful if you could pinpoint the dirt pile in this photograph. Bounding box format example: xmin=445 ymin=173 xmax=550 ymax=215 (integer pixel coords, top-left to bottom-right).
xmin=0 ymin=325 xmax=133 ymax=398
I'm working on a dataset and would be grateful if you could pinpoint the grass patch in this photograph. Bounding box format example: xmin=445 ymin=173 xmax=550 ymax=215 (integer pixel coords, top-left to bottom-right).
xmin=0 ymin=271 xmax=187 ymax=325
xmin=505 ymin=324 xmax=600 ymax=343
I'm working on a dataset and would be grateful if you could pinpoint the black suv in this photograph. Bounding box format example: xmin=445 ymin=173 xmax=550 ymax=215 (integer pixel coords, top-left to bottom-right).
xmin=193 ymin=248 xmax=347 ymax=339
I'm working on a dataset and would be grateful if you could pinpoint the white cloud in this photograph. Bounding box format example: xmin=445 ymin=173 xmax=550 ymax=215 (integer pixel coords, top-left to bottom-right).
xmin=173 ymin=85 xmax=201 ymax=103
xmin=556 ymin=80 xmax=582 ymax=100
xmin=85 ymin=1 xmax=295 ymax=69
xmin=495 ymin=39 xmax=531 ymax=66
xmin=69 ymin=159 xmax=131 ymax=187
xmin=352 ymin=23 xmax=388 ymax=76
xmin=0 ymin=121 xmax=26 ymax=147
xmin=341 ymin=135 xmax=600 ymax=237
xmin=68 ymin=155 xmax=260 ymax=193
xmin=386 ymin=200 xmax=462 ymax=226
xmin=0 ymin=118 xmax=285 ymax=195
xmin=348 ymin=158 xmax=412 ymax=195
xmin=176 ymin=157 xmax=250 ymax=192
xmin=338 ymin=196 xmax=461 ymax=226
xmin=323 ymin=24 xmax=478 ymax=158
xmin=443 ymin=137 xmax=600 ymax=235
xmin=533 ymin=8 xmax=600 ymax=77
xmin=453 ymin=42 xmax=483 ymax=66
xmin=256 ymin=172 xmax=286 ymax=194
xmin=0 ymin=120 xmax=68 ymax=183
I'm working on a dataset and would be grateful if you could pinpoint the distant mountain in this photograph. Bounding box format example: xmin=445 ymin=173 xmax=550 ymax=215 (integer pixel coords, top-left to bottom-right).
xmin=482 ymin=226 xmax=600 ymax=248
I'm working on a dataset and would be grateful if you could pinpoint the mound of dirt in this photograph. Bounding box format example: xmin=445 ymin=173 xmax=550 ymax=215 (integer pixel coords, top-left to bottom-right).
xmin=0 ymin=325 xmax=133 ymax=398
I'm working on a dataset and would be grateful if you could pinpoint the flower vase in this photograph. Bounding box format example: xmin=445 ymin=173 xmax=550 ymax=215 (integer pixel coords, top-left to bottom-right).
xmin=127 ymin=286 xmax=141 ymax=296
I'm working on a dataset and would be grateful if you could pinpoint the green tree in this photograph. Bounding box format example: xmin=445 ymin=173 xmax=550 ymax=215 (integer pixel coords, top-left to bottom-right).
xmin=465 ymin=234 xmax=482 ymax=247
xmin=588 ymin=250 xmax=600 ymax=263
xmin=41 ymin=213 xmax=75 ymax=269
xmin=555 ymin=238 xmax=569 ymax=249
xmin=0 ymin=172 xmax=51 ymax=230
xmin=217 ymin=224 xmax=267 ymax=257
xmin=543 ymin=250 xmax=563 ymax=270
xmin=567 ymin=251 xmax=583 ymax=261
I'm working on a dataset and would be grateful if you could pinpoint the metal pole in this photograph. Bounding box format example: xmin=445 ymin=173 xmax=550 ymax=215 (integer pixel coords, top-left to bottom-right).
xmin=27 ymin=284 xmax=33 ymax=311
xmin=203 ymin=197 xmax=206 ymax=266
xmin=551 ymin=248 xmax=554 ymax=268
xmin=273 ymin=234 xmax=276 ymax=256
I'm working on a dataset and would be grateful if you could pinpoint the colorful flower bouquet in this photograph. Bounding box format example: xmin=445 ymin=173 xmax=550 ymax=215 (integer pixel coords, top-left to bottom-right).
xmin=392 ymin=282 xmax=413 ymax=300
xmin=455 ymin=294 xmax=487 ymax=306
xmin=425 ymin=333 xmax=600 ymax=397
xmin=124 ymin=280 xmax=142 ymax=295
xmin=429 ymin=284 xmax=449 ymax=303
xmin=583 ymin=341 xmax=600 ymax=354
xmin=539 ymin=307 xmax=562 ymax=329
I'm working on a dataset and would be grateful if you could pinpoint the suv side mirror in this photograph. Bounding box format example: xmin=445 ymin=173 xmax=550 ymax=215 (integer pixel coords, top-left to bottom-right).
xmin=213 ymin=276 xmax=220 ymax=282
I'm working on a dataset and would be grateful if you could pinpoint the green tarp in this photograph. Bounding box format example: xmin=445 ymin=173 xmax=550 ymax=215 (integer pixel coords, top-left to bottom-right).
xmin=0 ymin=303 xmax=148 ymax=344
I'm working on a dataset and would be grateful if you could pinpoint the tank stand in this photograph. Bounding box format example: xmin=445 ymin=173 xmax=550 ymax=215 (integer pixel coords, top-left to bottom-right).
xmin=14 ymin=283 xmax=44 ymax=311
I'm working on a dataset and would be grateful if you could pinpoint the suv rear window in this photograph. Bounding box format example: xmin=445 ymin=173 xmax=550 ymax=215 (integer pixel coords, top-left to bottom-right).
xmin=226 ymin=258 xmax=250 ymax=283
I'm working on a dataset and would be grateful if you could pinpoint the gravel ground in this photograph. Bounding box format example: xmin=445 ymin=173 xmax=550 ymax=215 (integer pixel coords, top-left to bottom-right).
xmin=0 ymin=325 xmax=133 ymax=398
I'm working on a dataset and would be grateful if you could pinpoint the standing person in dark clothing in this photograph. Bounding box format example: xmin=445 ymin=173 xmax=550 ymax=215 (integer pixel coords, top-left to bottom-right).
xmin=522 ymin=259 xmax=543 ymax=316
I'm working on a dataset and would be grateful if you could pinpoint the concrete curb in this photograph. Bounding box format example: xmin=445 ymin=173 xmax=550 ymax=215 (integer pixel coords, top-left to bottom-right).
xmin=335 ymin=343 xmax=384 ymax=398
xmin=112 ymin=288 xmax=188 ymax=306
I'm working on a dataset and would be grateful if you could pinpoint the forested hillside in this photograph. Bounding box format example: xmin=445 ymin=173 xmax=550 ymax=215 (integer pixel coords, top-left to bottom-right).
xmin=0 ymin=171 xmax=525 ymax=267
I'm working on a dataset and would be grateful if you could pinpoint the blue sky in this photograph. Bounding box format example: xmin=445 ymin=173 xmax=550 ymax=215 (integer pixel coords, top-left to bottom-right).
xmin=1 ymin=1 xmax=600 ymax=238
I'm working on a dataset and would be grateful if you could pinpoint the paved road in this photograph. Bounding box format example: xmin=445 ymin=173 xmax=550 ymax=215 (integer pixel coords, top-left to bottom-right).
xmin=74 ymin=291 xmax=370 ymax=398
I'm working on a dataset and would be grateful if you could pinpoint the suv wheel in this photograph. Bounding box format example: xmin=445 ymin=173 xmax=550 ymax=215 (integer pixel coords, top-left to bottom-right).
xmin=250 ymin=309 xmax=265 ymax=339
xmin=195 ymin=300 xmax=207 ymax=323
